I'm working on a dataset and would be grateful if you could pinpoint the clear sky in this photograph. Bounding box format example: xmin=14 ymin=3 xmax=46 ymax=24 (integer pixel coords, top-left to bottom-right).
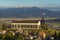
xmin=0 ymin=0 xmax=60 ymax=8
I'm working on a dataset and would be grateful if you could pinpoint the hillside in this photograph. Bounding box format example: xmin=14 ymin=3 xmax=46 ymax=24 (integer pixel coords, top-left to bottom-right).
xmin=0 ymin=7 xmax=60 ymax=18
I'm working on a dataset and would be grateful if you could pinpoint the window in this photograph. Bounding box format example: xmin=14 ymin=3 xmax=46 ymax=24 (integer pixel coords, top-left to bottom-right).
xmin=18 ymin=25 xmax=20 ymax=28
xmin=21 ymin=25 xmax=37 ymax=28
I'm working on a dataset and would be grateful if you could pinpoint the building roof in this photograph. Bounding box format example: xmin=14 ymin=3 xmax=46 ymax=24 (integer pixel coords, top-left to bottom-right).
xmin=12 ymin=20 xmax=40 ymax=23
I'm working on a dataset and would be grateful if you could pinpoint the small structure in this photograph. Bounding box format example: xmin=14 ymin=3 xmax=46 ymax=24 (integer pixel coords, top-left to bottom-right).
xmin=39 ymin=31 xmax=46 ymax=39
xmin=0 ymin=30 xmax=6 ymax=34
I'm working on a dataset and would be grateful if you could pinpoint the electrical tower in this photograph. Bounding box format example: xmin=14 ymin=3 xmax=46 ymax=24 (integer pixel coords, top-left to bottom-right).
xmin=41 ymin=13 xmax=47 ymax=30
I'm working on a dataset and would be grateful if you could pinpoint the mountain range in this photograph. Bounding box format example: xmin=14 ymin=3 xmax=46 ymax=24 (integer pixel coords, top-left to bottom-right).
xmin=0 ymin=7 xmax=60 ymax=18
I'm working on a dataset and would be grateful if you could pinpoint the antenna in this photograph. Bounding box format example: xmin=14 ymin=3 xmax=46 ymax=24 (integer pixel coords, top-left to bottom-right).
xmin=41 ymin=13 xmax=46 ymax=19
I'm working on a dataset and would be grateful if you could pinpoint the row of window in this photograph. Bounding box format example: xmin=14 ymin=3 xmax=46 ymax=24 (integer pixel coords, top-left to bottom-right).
xmin=12 ymin=25 xmax=38 ymax=28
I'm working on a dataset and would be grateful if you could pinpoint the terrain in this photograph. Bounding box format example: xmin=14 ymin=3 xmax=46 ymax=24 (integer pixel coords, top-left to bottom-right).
xmin=0 ymin=7 xmax=60 ymax=18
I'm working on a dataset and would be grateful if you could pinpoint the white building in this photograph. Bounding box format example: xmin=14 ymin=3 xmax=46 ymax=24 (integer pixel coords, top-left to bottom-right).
xmin=11 ymin=20 xmax=41 ymax=30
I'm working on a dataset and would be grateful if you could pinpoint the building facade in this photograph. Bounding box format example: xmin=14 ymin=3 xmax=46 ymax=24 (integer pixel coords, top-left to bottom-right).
xmin=11 ymin=20 xmax=41 ymax=30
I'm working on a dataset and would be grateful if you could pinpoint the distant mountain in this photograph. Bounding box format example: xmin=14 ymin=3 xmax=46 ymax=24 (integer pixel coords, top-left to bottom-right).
xmin=44 ymin=7 xmax=60 ymax=11
xmin=0 ymin=7 xmax=60 ymax=18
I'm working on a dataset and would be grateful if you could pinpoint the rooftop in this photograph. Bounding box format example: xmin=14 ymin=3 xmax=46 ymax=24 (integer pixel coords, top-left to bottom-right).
xmin=12 ymin=20 xmax=40 ymax=23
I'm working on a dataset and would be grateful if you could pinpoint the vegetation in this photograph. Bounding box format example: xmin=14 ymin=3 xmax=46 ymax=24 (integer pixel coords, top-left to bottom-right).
xmin=2 ymin=23 xmax=7 ymax=30
xmin=0 ymin=25 xmax=2 ymax=30
xmin=0 ymin=33 xmax=24 ymax=40
xmin=41 ymin=23 xmax=48 ymax=30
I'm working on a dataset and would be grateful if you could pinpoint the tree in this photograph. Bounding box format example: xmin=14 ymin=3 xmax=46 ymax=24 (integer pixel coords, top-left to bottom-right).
xmin=2 ymin=23 xmax=7 ymax=30
xmin=0 ymin=25 xmax=2 ymax=30
xmin=41 ymin=24 xmax=48 ymax=30
xmin=14 ymin=33 xmax=23 ymax=40
xmin=0 ymin=34 xmax=4 ymax=40
xmin=57 ymin=32 xmax=60 ymax=40
xmin=4 ymin=32 xmax=14 ymax=40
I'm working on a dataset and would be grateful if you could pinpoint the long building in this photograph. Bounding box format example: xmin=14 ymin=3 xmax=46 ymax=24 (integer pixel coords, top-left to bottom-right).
xmin=11 ymin=20 xmax=41 ymax=30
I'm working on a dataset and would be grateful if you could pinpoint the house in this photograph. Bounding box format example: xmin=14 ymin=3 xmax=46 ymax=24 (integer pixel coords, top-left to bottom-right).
xmin=0 ymin=30 xmax=6 ymax=34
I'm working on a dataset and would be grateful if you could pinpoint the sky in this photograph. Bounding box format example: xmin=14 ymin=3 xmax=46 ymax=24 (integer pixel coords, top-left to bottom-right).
xmin=0 ymin=0 xmax=60 ymax=8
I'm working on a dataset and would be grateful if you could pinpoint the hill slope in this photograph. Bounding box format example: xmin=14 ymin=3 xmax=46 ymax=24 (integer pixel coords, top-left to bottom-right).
xmin=0 ymin=7 xmax=60 ymax=18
